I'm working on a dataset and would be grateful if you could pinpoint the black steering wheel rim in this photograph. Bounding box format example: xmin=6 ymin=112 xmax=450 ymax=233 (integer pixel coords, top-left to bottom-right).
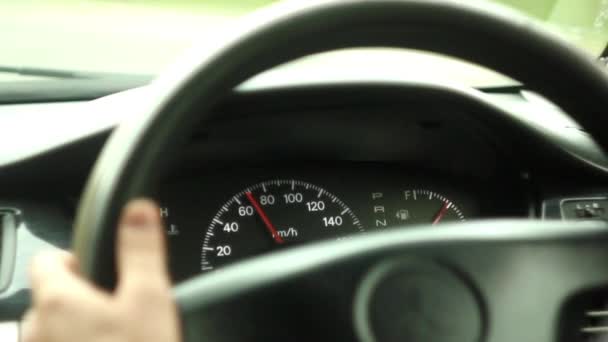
xmin=72 ymin=0 xmax=608 ymax=340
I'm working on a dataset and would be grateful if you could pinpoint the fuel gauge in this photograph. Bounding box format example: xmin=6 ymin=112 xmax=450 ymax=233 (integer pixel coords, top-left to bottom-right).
xmin=370 ymin=189 xmax=466 ymax=229
xmin=401 ymin=189 xmax=465 ymax=225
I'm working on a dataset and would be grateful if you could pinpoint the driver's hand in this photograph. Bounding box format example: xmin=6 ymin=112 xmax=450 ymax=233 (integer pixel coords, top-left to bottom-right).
xmin=23 ymin=199 xmax=181 ymax=342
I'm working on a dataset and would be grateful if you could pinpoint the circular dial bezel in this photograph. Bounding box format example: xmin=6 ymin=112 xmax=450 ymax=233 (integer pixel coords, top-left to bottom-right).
xmin=201 ymin=179 xmax=364 ymax=272
xmin=403 ymin=189 xmax=466 ymax=224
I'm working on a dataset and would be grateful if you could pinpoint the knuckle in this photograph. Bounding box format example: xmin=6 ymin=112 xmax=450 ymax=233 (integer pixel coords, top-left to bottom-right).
xmin=123 ymin=269 xmax=170 ymax=289
xmin=38 ymin=290 xmax=67 ymax=313
xmin=93 ymin=310 xmax=123 ymax=334
xmin=138 ymin=282 xmax=171 ymax=299
xmin=128 ymin=283 xmax=171 ymax=304
xmin=21 ymin=319 xmax=40 ymax=342
xmin=21 ymin=330 xmax=40 ymax=342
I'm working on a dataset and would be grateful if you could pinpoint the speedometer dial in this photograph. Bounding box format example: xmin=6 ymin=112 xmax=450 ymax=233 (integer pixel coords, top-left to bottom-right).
xmin=201 ymin=179 xmax=363 ymax=272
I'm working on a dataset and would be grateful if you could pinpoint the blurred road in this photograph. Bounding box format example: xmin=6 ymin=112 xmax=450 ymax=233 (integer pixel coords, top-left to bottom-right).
xmin=0 ymin=0 xmax=512 ymax=87
xmin=0 ymin=1 xmax=239 ymax=74
xmin=0 ymin=0 xmax=604 ymax=86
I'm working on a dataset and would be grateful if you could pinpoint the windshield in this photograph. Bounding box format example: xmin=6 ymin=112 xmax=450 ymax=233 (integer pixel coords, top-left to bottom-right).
xmin=2 ymin=0 xmax=607 ymax=87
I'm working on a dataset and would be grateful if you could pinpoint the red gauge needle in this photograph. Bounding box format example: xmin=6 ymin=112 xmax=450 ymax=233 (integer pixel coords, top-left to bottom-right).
xmin=432 ymin=201 xmax=450 ymax=225
xmin=245 ymin=191 xmax=285 ymax=244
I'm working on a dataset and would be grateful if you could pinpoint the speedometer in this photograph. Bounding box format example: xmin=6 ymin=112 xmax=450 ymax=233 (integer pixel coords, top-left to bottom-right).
xmin=201 ymin=179 xmax=363 ymax=272
xmin=201 ymin=179 xmax=364 ymax=271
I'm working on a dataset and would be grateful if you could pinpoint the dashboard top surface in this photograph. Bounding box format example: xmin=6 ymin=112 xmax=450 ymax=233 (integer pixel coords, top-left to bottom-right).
xmin=0 ymin=81 xmax=605 ymax=323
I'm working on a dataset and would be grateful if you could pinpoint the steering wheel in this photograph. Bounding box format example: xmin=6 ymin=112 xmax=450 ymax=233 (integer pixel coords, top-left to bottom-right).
xmin=72 ymin=1 xmax=608 ymax=341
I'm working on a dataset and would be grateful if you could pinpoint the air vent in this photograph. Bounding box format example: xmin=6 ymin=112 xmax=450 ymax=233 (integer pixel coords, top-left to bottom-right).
xmin=0 ymin=209 xmax=18 ymax=293
xmin=559 ymin=289 xmax=608 ymax=342
xmin=582 ymin=308 xmax=608 ymax=341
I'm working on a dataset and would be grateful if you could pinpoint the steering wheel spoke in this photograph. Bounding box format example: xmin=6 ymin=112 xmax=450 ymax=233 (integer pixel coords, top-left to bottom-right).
xmin=175 ymin=220 xmax=608 ymax=341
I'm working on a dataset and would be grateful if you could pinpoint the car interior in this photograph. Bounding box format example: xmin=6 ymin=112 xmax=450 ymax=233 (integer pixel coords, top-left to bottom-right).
xmin=1 ymin=0 xmax=608 ymax=341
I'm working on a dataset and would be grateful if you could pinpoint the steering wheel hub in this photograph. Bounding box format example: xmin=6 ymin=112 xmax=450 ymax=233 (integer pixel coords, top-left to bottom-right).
xmin=355 ymin=259 xmax=482 ymax=342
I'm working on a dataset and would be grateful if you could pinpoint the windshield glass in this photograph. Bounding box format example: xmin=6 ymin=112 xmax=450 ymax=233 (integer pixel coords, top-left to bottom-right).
xmin=2 ymin=0 xmax=607 ymax=87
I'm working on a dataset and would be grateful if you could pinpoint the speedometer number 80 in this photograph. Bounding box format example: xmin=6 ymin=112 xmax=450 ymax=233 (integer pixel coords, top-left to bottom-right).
xmin=260 ymin=195 xmax=275 ymax=205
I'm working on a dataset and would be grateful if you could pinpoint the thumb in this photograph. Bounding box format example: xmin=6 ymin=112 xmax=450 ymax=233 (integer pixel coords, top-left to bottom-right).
xmin=116 ymin=199 xmax=170 ymax=294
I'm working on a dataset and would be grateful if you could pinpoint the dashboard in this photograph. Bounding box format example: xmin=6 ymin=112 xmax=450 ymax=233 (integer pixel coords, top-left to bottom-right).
xmin=161 ymin=164 xmax=528 ymax=281
xmin=0 ymin=80 xmax=605 ymax=323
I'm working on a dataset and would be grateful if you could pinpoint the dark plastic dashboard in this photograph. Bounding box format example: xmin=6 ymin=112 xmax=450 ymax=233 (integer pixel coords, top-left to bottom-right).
xmin=157 ymin=85 xmax=543 ymax=281
xmin=162 ymin=162 xmax=529 ymax=281
xmin=0 ymin=80 xmax=607 ymax=321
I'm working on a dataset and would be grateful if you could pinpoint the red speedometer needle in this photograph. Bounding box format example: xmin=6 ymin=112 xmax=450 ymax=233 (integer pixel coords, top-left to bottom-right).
xmin=245 ymin=191 xmax=285 ymax=244
xmin=432 ymin=201 xmax=450 ymax=225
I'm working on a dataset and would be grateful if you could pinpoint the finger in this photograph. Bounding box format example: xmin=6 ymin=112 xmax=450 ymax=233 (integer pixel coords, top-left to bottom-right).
xmin=29 ymin=251 xmax=105 ymax=310
xmin=30 ymin=251 xmax=81 ymax=294
xmin=20 ymin=310 xmax=38 ymax=342
xmin=116 ymin=199 xmax=170 ymax=293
